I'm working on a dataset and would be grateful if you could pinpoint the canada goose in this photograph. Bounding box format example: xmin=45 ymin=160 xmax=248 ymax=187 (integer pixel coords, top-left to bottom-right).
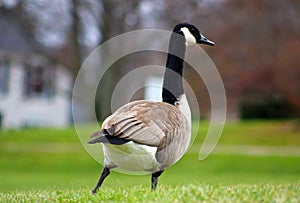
xmin=88 ymin=22 xmax=214 ymax=194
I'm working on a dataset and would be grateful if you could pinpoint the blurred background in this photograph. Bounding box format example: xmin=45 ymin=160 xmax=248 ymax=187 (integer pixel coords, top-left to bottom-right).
xmin=0 ymin=0 xmax=299 ymax=128
xmin=0 ymin=0 xmax=299 ymax=191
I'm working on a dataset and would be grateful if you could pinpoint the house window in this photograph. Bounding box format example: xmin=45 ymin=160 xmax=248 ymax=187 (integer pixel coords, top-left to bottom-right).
xmin=24 ymin=64 xmax=55 ymax=98
xmin=0 ymin=60 xmax=9 ymax=95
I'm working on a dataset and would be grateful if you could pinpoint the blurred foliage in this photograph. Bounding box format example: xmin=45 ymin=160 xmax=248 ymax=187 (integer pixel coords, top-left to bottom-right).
xmin=240 ymin=96 xmax=295 ymax=119
xmin=0 ymin=0 xmax=299 ymax=119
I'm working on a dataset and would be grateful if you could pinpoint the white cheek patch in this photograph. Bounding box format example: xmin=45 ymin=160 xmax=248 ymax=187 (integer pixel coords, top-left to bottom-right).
xmin=180 ymin=27 xmax=196 ymax=45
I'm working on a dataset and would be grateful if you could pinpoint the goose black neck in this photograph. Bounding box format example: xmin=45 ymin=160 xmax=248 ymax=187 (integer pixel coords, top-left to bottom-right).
xmin=162 ymin=32 xmax=186 ymax=105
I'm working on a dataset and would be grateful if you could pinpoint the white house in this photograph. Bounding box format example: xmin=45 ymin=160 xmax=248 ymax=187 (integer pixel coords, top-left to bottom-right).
xmin=0 ymin=52 xmax=72 ymax=128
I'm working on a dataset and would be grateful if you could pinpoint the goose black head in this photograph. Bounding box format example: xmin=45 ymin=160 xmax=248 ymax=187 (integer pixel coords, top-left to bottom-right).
xmin=173 ymin=23 xmax=215 ymax=46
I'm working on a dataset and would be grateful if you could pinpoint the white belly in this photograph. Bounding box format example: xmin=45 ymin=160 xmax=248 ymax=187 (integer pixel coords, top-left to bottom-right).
xmin=102 ymin=141 xmax=160 ymax=172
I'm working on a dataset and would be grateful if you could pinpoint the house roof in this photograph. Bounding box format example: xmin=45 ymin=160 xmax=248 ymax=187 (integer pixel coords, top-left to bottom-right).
xmin=0 ymin=10 xmax=35 ymax=54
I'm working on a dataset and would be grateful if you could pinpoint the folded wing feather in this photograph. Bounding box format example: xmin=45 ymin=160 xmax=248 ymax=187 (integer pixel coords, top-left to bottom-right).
xmin=89 ymin=100 xmax=188 ymax=148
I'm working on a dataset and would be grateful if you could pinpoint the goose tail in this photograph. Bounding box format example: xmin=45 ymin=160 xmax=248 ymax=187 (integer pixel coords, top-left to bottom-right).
xmin=88 ymin=129 xmax=129 ymax=145
xmin=88 ymin=129 xmax=108 ymax=144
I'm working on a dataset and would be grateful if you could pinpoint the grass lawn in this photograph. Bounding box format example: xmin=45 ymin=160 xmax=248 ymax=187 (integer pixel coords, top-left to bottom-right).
xmin=0 ymin=120 xmax=299 ymax=202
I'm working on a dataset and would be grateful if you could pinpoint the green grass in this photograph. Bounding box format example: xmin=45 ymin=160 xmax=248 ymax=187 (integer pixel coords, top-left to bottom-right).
xmin=0 ymin=120 xmax=300 ymax=202
xmin=1 ymin=183 xmax=299 ymax=203
xmin=195 ymin=120 xmax=300 ymax=146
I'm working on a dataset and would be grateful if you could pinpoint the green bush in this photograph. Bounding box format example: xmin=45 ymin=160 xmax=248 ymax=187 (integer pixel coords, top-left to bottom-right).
xmin=240 ymin=97 xmax=295 ymax=119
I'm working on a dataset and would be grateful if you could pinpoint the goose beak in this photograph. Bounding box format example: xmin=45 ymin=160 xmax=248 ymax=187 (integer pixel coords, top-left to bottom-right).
xmin=198 ymin=34 xmax=215 ymax=46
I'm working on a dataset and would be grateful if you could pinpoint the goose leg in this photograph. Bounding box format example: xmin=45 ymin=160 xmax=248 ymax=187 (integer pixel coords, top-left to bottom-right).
xmin=151 ymin=170 xmax=164 ymax=190
xmin=92 ymin=166 xmax=111 ymax=194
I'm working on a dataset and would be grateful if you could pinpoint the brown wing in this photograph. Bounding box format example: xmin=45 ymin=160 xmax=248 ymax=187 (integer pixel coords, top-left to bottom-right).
xmin=97 ymin=100 xmax=188 ymax=147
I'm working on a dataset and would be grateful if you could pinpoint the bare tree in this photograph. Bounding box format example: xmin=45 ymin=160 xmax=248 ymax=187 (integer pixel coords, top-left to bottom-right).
xmin=93 ymin=0 xmax=142 ymax=120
